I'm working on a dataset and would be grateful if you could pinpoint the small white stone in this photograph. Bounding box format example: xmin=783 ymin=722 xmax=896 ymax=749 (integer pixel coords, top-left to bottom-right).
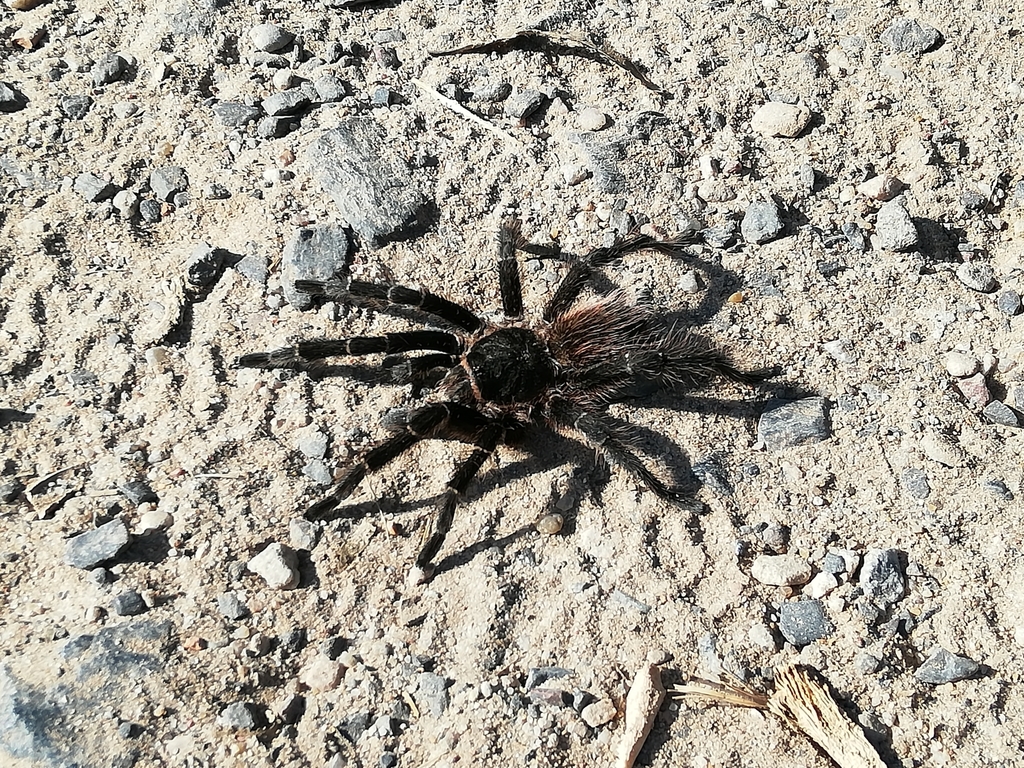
xmin=136 ymin=510 xmax=173 ymax=534
xmin=804 ymin=571 xmax=839 ymax=599
xmin=747 ymin=622 xmax=777 ymax=648
xmin=751 ymin=102 xmax=811 ymax=137
xmin=247 ymin=543 xmax=300 ymax=589
xmin=576 ymin=107 xmax=609 ymax=131
xmin=750 ymin=554 xmax=812 ymax=586
xmin=299 ymin=655 xmax=343 ymax=692
xmin=272 ymin=69 xmax=293 ymax=90
xmin=857 ymin=175 xmax=903 ymax=201
xmin=920 ymin=430 xmax=967 ymax=468
xmin=581 ymin=698 xmax=617 ymax=728
xmin=944 ymin=351 xmax=980 ymax=378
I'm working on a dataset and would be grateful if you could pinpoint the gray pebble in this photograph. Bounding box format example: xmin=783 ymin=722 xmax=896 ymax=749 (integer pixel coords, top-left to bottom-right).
xmin=74 ymin=173 xmax=119 ymax=203
xmin=416 ymin=672 xmax=450 ymax=717
xmin=702 ymin=224 xmax=736 ymax=249
xmin=525 ymin=666 xmax=571 ymax=691
xmin=203 ymin=183 xmax=230 ymax=200
xmin=855 ymin=652 xmax=883 ymax=674
xmin=112 ymin=590 xmax=147 ymax=616
xmin=118 ymin=722 xmax=138 ymax=739
xmin=757 ymin=397 xmax=830 ymax=450
xmin=873 ymin=198 xmax=918 ymax=251
xmin=302 ymin=460 xmax=333 ymax=486
xmin=64 ymin=518 xmax=131 ymax=569
xmin=250 ymin=24 xmax=294 ymax=53
xmin=119 ymin=480 xmax=158 ymax=505
xmin=91 ymin=54 xmax=127 ymax=87
xmin=60 ymin=94 xmax=93 ymax=120
xmin=139 ymin=198 xmax=162 ymax=223
xmin=373 ymin=28 xmax=405 ymax=44
xmin=185 ymin=243 xmax=223 ymax=291
xmin=371 ymin=87 xmax=395 ymax=106
xmin=571 ymin=689 xmax=595 ymax=713
xmin=282 ymin=224 xmax=349 ymax=309
xmin=311 ymin=119 xmax=428 ymax=248
xmin=504 ymin=89 xmax=546 ymax=121
xmin=0 ymin=478 xmax=25 ymax=503
xmin=217 ymin=591 xmax=249 ymax=620
xmin=257 ymin=116 xmax=292 ymax=139
xmin=111 ymin=102 xmax=138 ymax=119
xmin=247 ymin=542 xmax=300 ymax=589
xmin=218 ymin=701 xmax=263 ymax=729
xmin=314 ymin=75 xmax=348 ymax=102
xmin=982 ymin=400 xmax=1019 ymax=426
xmin=0 ymin=81 xmax=27 ymax=112
xmin=470 ymin=81 xmax=512 ymax=103
xmin=996 ymin=289 xmax=1021 ymax=315
xmin=914 ymin=648 xmax=979 ymax=684
xmin=212 ymin=101 xmax=261 ymax=127
xmin=859 ymin=549 xmax=905 ymax=606
xmin=741 ymin=199 xmax=784 ymax=244
xmin=956 ymin=262 xmax=996 ymax=292
xmin=261 ymin=89 xmax=310 ymax=117
xmin=88 ymin=567 xmax=113 ymax=586
xmin=568 ymin=133 xmax=625 ymax=193
xmin=339 ymin=711 xmax=370 ymax=743
xmin=979 ymin=478 xmax=1015 ymax=501
xmin=234 ymin=253 xmax=268 ymax=285
xmin=880 ymin=17 xmax=943 ymax=55
xmin=900 ymin=467 xmax=931 ymax=499
xmin=778 ymin=600 xmax=834 ymax=646
xmin=150 ymin=166 xmax=188 ymax=202
xmin=821 ymin=550 xmax=848 ymax=575
xmin=692 ymin=456 xmax=733 ymax=496
xmin=289 ymin=518 xmax=318 ymax=551
xmin=842 ymin=221 xmax=867 ymax=251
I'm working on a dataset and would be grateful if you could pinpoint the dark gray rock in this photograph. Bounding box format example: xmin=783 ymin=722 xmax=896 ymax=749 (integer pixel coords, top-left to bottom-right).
xmin=0 ymin=478 xmax=25 ymax=503
xmin=504 ymin=89 xmax=546 ymax=121
xmin=702 ymin=224 xmax=736 ymax=249
xmin=261 ymin=89 xmax=310 ymax=116
xmin=217 ymin=592 xmax=249 ymax=620
xmin=855 ymin=652 xmax=883 ymax=674
xmin=64 ymin=518 xmax=131 ymax=569
xmin=257 ymin=116 xmax=292 ymax=138
xmin=218 ymin=702 xmax=262 ymax=729
xmin=914 ymin=648 xmax=980 ymax=684
xmin=91 ymin=54 xmax=127 ymax=86
xmin=982 ymin=400 xmax=1019 ymax=426
xmin=525 ymin=667 xmax=572 ymax=691
xmin=692 ymin=456 xmax=733 ymax=495
xmin=859 ymin=549 xmax=905 ymax=606
xmin=415 ymin=672 xmax=450 ymax=717
xmin=310 ymin=119 xmax=429 ymax=248
xmin=282 ymin=224 xmax=349 ymax=310
xmin=112 ymin=590 xmax=147 ymax=616
xmin=314 ymin=75 xmax=348 ymax=102
xmin=185 ymin=242 xmax=224 ymax=291
xmin=73 ymin=173 xmax=118 ymax=203
xmin=0 ymin=82 xmax=27 ymax=112
xmin=741 ymin=199 xmax=784 ymax=244
xmin=149 ymin=166 xmax=188 ymax=202
xmin=212 ymin=101 xmax=262 ymax=127
xmin=757 ymin=397 xmax=830 ymax=450
xmin=900 ymin=467 xmax=931 ymax=499
xmin=139 ymin=199 xmax=162 ymax=223
xmin=59 ymin=94 xmax=93 ymax=120
xmin=842 ymin=221 xmax=867 ymax=251
xmin=979 ymin=478 xmax=1015 ymax=501
xmin=880 ymin=17 xmax=943 ymax=55
xmin=778 ymin=600 xmax=834 ymax=646
xmin=339 ymin=711 xmax=371 ymax=743
xmin=118 ymin=480 xmax=157 ymax=505
xmin=203 ymin=183 xmax=231 ymax=200
xmin=470 ymin=81 xmax=512 ymax=103
xmin=996 ymin=289 xmax=1021 ymax=315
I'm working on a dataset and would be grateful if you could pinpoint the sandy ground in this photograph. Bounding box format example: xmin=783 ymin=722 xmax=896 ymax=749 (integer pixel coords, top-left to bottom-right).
xmin=1 ymin=1 xmax=1022 ymax=767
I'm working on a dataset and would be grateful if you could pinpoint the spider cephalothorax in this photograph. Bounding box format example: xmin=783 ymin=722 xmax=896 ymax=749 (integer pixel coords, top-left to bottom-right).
xmin=240 ymin=219 xmax=769 ymax=582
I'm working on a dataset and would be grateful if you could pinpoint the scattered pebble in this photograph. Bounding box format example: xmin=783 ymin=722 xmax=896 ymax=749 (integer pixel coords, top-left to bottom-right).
xmin=581 ymin=697 xmax=616 ymax=728
xmin=900 ymin=468 xmax=931 ymax=499
xmin=804 ymin=571 xmax=839 ymax=599
xmin=119 ymin=480 xmax=158 ymax=505
xmin=262 ymin=89 xmax=310 ymax=117
xmin=979 ymin=478 xmax=1015 ymax=500
xmin=995 ymin=289 xmax=1021 ymax=315
xmin=138 ymin=198 xmax=161 ymax=223
xmin=150 ymin=166 xmax=188 ymax=203
xmin=577 ymin=107 xmax=609 ymax=131
xmin=956 ymin=262 xmax=996 ymax=293
xmin=536 ymin=513 xmax=564 ymax=535
xmin=218 ymin=702 xmax=263 ymax=729
xmin=300 ymin=655 xmax=344 ymax=692
xmin=112 ymin=590 xmax=147 ymax=616
xmin=873 ymin=197 xmax=918 ymax=251
xmin=914 ymin=648 xmax=980 ymax=684
xmin=857 ymin=175 xmax=903 ymax=201
xmin=0 ymin=81 xmax=27 ymax=112
xmin=880 ymin=17 xmax=943 ymax=55
xmin=250 ymin=23 xmax=294 ymax=53
xmin=944 ymin=351 xmax=980 ymax=377
xmin=955 ymin=372 xmax=991 ymax=409
xmin=212 ymin=101 xmax=261 ymax=127
xmin=740 ymin=199 xmax=784 ymax=243
xmin=504 ymin=89 xmax=546 ymax=122
xmin=64 ymin=518 xmax=131 ymax=569
xmin=91 ymin=54 xmax=127 ymax=87
xmin=73 ymin=173 xmax=118 ymax=203
xmin=920 ymin=429 xmax=967 ymax=467
xmin=757 ymin=397 xmax=830 ymax=450
xmin=136 ymin=509 xmax=172 ymax=534
xmin=60 ymin=94 xmax=93 ymax=120
xmin=859 ymin=548 xmax=905 ymax=607
xmin=751 ymin=102 xmax=811 ymax=137
xmin=314 ymin=75 xmax=347 ymax=102
xmin=289 ymin=518 xmax=318 ymax=550
xmin=281 ymin=224 xmax=350 ymax=310
xmin=526 ymin=666 xmax=572 ymax=691
xmin=415 ymin=672 xmax=450 ymax=717
xmin=750 ymin=554 xmax=812 ymax=586
xmin=982 ymin=400 xmax=1019 ymax=426
xmin=113 ymin=190 xmax=139 ymax=216
xmin=247 ymin=542 xmax=300 ymax=589
xmin=855 ymin=652 xmax=883 ymax=675
xmin=778 ymin=600 xmax=834 ymax=646
xmin=217 ymin=591 xmax=249 ymax=620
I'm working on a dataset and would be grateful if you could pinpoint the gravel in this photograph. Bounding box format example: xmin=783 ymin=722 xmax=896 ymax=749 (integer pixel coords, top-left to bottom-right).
xmin=778 ymin=600 xmax=834 ymax=646
xmin=64 ymin=518 xmax=131 ymax=569
xmin=914 ymin=648 xmax=980 ymax=684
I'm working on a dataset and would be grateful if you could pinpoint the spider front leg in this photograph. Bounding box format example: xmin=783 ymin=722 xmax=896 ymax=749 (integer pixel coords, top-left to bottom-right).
xmin=411 ymin=422 xmax=505 ymax=584
xmin=237 ymin=330 xmax=461 ymax=369
xmin=496 ymin=218 xmax=560 ymax=319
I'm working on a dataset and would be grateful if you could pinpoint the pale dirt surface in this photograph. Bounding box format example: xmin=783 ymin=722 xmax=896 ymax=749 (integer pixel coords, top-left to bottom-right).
xmin=1 ymin=1 xmax=1023 ymax=767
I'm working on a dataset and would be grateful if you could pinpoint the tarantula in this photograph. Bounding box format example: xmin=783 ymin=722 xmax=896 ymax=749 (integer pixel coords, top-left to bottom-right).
xmin=239 ymin=219 xmax=768 ymax=582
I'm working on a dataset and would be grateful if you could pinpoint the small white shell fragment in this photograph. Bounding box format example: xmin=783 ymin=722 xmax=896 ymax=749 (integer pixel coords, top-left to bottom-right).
xmin=535 ymin=512 xmax=564 ymax=535
xmin=616 ymin=663 xmax=665 ymax=768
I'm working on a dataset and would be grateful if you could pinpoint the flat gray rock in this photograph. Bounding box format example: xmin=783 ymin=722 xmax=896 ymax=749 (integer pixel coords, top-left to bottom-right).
xmin=282 ymin=224 xmax=349 ymax=309
xmin=757 ymin=397 xmax=830 ymax=450
xmin=741 ymin=199 xmax=784 ymax=243
xmin=915 ymin=648 xmax=980 ymax=684
xmin=309 ymin=119 xmax=428 ymax=247
xmin=64 ymin=517 xmax=131 ymax=569
xmin=881 ymin=17 xmax=943 ymax=55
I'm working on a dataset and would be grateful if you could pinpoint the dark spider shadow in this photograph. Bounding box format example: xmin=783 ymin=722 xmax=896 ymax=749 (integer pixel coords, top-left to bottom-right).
xmin=0 ymin=408 xmax=35 ymax=428
xmin=430 ymin=523 xmax=537 ymax=578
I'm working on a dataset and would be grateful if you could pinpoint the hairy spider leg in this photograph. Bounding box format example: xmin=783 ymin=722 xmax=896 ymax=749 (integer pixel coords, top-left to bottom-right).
xmin=543 ymin=232 xmax=701 ymax=322
xmin=413 ymin=422 xmax=505 ymax=581
xmin=237 ymin=331 xmax=462 ymax=369
xmin=496 ymin=217 xmax=561 ymax=319
xmin=548 ymin=398 xmax=702 ymax=513
xmin=297 ymin=279 xmax=483 ymax=333
xmin=305 ymin=401 xmax=496 ymax=518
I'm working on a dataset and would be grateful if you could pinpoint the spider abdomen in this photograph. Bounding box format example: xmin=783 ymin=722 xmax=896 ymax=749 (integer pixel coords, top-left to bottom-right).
xmin=466 ymin=327 xmax=556 ymax=405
